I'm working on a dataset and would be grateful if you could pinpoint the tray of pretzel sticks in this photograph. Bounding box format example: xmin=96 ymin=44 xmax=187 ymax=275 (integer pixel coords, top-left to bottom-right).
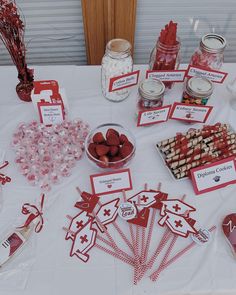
xmin=156 ymin=123 xmax=236 ymax=180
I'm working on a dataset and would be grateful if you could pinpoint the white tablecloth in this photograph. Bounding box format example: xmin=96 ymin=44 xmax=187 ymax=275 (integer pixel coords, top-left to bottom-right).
xmin=0 ymin=64 xmax=236 ymax=295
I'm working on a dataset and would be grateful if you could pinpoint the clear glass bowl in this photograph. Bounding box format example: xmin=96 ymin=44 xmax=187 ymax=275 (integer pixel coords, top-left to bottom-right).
xmin=85 ymin=123 xmax=136 ymax=170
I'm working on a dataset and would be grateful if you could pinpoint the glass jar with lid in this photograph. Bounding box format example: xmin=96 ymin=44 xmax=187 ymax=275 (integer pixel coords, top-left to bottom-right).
xmin=101 ymin=39 xmax=133 ymax=102
xmin=182 ymin=76 xmax=214 ymax=105
xmin=149 ymin=38 xmax=181 ymax=89
xmin=137 ymin=78 xmax=165 ymax=113
xmin=190 ymin=33 xmax=226 ymax=70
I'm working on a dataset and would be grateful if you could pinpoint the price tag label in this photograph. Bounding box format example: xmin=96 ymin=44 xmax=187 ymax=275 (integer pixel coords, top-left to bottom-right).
xmin=146 ymin=70 xmax=186 ymax=82
xmin=190 ymin=157 xmax=236 ymax=195
xmin=109 ymin=70 xmax=140 ymax=92
xmin=169 ymin=103 xmax=213 ymax=123
xmin=37 ymin=102 xmax=64 ymax=125
xmin=137 ymin=105 xmax=171 ymax=127
xmin=90 ymin=169 xmax=132 ymax=196
xmin=185 ymin=65 xmax=228 ymax=83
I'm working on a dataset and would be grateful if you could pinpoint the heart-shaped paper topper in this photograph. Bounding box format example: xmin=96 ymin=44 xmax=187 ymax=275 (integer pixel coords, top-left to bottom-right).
xmin=222 ymin=213 xmax=236 ymax=256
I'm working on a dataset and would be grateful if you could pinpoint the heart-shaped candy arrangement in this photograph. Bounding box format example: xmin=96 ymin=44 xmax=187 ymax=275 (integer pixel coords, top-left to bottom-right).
xmin=222 ymin=213 xmax=236 ymax=257
xmin=12 ymin=119 xmax=89 ymax=192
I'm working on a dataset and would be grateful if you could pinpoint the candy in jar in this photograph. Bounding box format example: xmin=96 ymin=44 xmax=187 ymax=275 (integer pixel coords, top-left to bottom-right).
xmin=101 ymin=39 xmax=133 ymax=102
xmin=137 ymin=78 xmax=165 ymax=113
xmin=149 ymin=21 xmax=181 ymax=89
xmin=190 ymin=33 xmax=226 ymax=70
xmin=182 ymin=76 xmax=213 ymax=105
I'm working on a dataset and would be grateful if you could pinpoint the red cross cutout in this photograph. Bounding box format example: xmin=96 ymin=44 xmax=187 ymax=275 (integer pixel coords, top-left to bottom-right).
xmin=76 ymin=220 xmax=84 ymax=228
xmin=173 ymin=204 xmax=181 ymax=212
xmin=141 ymin=195 xmax=148 ymax=203
xmin=175 ymin=220 xmax=183 ymax=228
xmin=104 ymin=209 xmax=111 ymax=216
xmin=80 ymin=234 xmax=88 ymax=244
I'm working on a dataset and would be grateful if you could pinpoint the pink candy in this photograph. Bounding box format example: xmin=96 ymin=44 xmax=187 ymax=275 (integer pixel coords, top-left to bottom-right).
xmin=12 ymin=119 xmax=89 ymax=192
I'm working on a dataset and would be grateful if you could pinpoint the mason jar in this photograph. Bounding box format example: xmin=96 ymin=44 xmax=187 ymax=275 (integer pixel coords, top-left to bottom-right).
xmin=137 ymin=78 xmax=165 ymax=113
xmin=189 ymin=33 xmax=226 ymax=70
xmin=149 ymin=38 xmax=181 ymax=89
xmin=101 ymin=39 xmax=133 ymax=102
xmin=182 ymin=76 xmax=214 ymax=105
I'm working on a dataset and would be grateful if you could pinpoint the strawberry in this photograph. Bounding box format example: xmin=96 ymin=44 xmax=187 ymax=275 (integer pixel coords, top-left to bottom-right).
xmin=106 ymin=128 xmax=119 ymax=139
xmin=88 ymin=143 xmax=98 ymax=158
xmin=120 ymin=141 xmax=134 ymax=158
xmin=93 ymin=132 xmax=105 ymax=143
xmin=109 ymin=145 xmax=119 ymax=156
xmin=106 ymin=134 xmax=120 ymax=146
xmin=119 ymin=134 xmax=129 ymax=144
xmin=98 ymin=155 xmax=109 ymax=168
xmin=110 ymin=156 xmax=122 ymax=162
xmin=96 ymin=144 xmax=110 ymax=156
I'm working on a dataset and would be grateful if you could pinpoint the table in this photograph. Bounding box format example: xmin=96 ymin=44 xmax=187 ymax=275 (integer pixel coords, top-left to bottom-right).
xmin=0 ymin=64 xmax=236 ymax=295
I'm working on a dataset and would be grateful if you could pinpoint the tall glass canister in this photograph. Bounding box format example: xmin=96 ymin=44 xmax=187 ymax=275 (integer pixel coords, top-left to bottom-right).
xmin=101 ymin=39 xmax=133 ymax=102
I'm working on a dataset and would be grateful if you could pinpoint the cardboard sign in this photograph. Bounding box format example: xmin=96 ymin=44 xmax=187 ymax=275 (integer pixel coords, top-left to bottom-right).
xmin=90 ymin=169 xmax=132 ymax=196
xmin=185 ymin=65 xmax=228 ymax=83
xmin=146 ymin=70 xmax=186 ymax=82
xmin=169 ymin=103 xmax=213 ymax=123
xmin=137 ymin=105 xmax=171 ymax=127
xmin=109 ymin=70 xmax=140 ymax=92
xmin=37 ymin=102 xmax=64 ymax=125
xmin=190 ymin=157 xmax=236 ymax=194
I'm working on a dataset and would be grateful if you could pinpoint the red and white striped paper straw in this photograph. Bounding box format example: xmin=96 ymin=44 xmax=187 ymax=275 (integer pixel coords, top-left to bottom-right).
xmin=150 ymin=225 xmax=217 ymax=281
xmin=95 ymin=243 xmax=134 ymax=266
xmin=150 ymin=234 xmax=178 ymax=281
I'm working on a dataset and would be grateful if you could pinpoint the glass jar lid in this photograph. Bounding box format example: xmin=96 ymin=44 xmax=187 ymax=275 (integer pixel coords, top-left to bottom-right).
xmin=200 ymin=33 xmax=226 ymax=53
xmin=139 ymin=78 xmax=165 ymax=100
xmin=186 ymin=76 xmax=214 ymax=98
xmin=106 ymin=39 xmax=131 ymax=58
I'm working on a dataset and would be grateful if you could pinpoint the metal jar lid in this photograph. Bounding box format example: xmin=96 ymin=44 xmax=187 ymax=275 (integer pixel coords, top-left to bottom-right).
xmin=186 ymin=76 xmax=214 ymax=98
xmin=138 ymin=78 xmax=165 ymax=100
xmin=200 ymin=33 xmax=226 ymax=53
xmin=106 ymin=39 xmax=131 ymax=58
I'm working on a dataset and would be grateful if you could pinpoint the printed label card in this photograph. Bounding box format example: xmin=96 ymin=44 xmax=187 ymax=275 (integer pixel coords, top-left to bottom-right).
xmin=185 ymin=65 xmax=228 ymax=83
xmin=169 ymin=103 xmax=213 ymax=123
xmin=146 ymin=70 xmax=186 ymax=82
xmin=137 ymin=105 xmax=171 ymax=127
xmin=190 ymin=157 xmax=236 ymax=194
xmin=90 ymin=169 xmax=132 ymax=195
xmin=37 ymin=102 xmax=65 ymax=125
xmin=109 ymin=70 xmax=140 ymax=92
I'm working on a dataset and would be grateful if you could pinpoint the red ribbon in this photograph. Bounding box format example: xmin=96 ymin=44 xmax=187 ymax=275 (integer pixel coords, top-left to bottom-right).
xmin=18 ymin=194 xmax=45 ymax=233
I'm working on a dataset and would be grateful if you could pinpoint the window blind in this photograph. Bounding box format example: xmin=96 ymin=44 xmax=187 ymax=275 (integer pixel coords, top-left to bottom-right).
xmin=0 ymin=0 xmax=87 ymax=65
xmin=134 ymin=0 xmax=235 ymax=64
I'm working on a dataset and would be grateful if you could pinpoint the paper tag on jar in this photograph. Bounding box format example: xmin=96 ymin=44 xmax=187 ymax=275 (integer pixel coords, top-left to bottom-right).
xmin=185 ymin=65 xmax=228 ymax=83
xmin=190 ymin=157 xmax=236 ymax=195
xmin=109 ymin=70 xmax=140 ymax=92
xmin=146 ymin=70 xmax=186 ymax=82
xmin=169 ymin=103 xmax=213 ymax=123
xmin=137 ymin=105 xmax=171 ymax=127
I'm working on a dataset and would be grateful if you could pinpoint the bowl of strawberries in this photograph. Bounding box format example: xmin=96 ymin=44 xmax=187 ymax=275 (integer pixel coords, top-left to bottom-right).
xmin=85 ymin=123 xmax=136 ymax=169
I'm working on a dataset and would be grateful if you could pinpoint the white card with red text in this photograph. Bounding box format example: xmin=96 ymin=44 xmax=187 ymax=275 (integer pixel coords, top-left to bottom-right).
xmin=109 ymin=70 xmax=140 ymax=92
xmin=38 ymin=102 xmax=65 ymax=125
xmin=190 ymin=157 xmax=236 ymax=195
xmin=90 ymin=169 xmax=132 ymax=195
xmin=185 ymin=65 xmax=228 ymax=83
xmin=169 ymin=103 xmax=213 ymax=123
xmin=137 ymin=105 xmax=171 ymax=126
xmin=146 ymin=70 xmax=186 ymax=82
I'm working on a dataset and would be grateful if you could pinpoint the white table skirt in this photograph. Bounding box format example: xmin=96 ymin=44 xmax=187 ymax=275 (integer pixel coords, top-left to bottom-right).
xmin=0 ymin=64 xmax=236 ymax=295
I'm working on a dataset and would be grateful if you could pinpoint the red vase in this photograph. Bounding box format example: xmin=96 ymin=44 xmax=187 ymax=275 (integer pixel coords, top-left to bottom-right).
xmin=16 ymin=80 xmax=34 ymax=102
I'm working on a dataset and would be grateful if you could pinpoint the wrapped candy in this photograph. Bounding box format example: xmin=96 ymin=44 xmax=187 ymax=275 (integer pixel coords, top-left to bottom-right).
xmin=12 ymin=119 xmax=89 ymax=192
